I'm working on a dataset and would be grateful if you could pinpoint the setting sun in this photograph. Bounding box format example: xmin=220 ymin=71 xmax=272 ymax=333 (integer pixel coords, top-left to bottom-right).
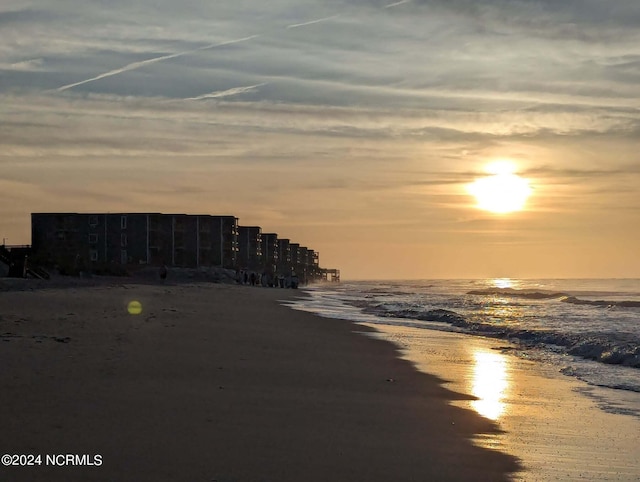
xmin=467 ymin=161 xmax=532 ymax=214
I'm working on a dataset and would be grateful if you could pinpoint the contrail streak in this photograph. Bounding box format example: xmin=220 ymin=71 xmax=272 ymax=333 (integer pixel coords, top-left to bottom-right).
xmin=194 ymin=35 xmax=260 ymax=52
xmin=56 ymin=35 xmax=260 ymax=92
xmin=55 ymin=2 xmax=401 ymax=94
xmin=185 ymin=83 xmax=267 ymax=100
xmin=385 ymin=0 xmax=411 ymax=8
xmin=286 ymin=15 xmax=339 ymax=29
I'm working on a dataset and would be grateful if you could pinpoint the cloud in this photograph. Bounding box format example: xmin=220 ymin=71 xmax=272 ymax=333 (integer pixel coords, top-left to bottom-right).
xmin=3 ymin=0 xmax=639 ymax=113
xmin=524 ymin=165 xmax=640 ymax=179
xmin=0 ymin=8 xmax=55 ymax=26
xmin=0 ymin=58 xmax=43 ymax=71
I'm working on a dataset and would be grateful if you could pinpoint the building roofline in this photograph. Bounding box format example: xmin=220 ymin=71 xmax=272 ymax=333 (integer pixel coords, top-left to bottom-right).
xmin=31 ymin=212 xmax=238 ymax=218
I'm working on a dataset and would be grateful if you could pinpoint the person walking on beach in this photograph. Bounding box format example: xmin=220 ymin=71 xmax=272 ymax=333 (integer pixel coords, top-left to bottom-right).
xmin=159 ymin=264 xmax=167 ymax=281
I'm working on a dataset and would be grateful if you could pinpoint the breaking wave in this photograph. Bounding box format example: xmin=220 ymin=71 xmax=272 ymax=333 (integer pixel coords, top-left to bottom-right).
xmin=364 ymin=304 xmax=640 ymax=372
xmin=467 ymin=288 xmax=640 ymax=308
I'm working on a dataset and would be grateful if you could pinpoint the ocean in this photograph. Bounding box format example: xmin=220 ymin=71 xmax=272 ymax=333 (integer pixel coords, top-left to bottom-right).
xmin=287 ymin=278 xmax=640 ymax=409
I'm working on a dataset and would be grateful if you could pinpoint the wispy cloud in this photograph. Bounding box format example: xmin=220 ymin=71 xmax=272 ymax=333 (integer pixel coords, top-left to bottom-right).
xmin=0 ymin=58 xmax=43 ymax=71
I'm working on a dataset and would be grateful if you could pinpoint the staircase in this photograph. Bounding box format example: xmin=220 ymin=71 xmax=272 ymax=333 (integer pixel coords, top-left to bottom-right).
xmin=0 ymin=245 xmax=50 ymax=279
xmin=27 ymin=266 xmax=50 ymax=280
xmin=0 ymin=246 xmax=12 ymax=267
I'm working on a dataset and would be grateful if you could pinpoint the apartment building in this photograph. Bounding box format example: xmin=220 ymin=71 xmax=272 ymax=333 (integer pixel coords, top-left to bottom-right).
xmin=237 ymin=226 xmax=262 ymax=270
xmin=261 ymin=233 xmax=279 ymax=272
xmin=289 ymin=243 xmax=300 ymax=272
xmin=31 ymin=213 xmax=239 ymax=270
xmin=29 ymin=213 xmax=337 ymax=282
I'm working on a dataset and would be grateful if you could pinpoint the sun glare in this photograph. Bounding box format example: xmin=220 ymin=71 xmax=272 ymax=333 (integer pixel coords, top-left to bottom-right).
xmin=493 ymin=278 xmax=513 ymax=289
xmin=471 ymin=350 xmax=509 ymax=420
xmin=467 ymin=161 xmax=532 ymax=214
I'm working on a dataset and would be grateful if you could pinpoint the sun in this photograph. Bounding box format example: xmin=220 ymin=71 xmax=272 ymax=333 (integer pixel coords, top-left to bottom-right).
xmin=467 ymin=161 xmax=532 ymax=214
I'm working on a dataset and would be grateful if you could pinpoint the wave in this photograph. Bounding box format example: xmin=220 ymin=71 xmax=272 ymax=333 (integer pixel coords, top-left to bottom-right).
xmin=561 ymin=296 xmax=640 ymax=308
xmin=365 ymin=304 xmax=640 ymax=370
xmin=467 ymin=288 xmax=640 ymax=308
xmin=468 ymin=288 xmax=566 ymax=299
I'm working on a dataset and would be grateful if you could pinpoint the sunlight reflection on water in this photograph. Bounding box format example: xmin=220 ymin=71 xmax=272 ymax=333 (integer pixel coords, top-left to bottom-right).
xmin=492 ymin=278 xmax=514 ymax=289
xmin=471 ymin=350 xmax=509 ymax=421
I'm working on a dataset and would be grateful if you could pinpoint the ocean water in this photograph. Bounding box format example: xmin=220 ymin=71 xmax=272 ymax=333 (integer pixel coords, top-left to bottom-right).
xmin=287 ymin=279 xmax=640 ymax=396
xmin=285 ymin=278 xmax=640 ymax=479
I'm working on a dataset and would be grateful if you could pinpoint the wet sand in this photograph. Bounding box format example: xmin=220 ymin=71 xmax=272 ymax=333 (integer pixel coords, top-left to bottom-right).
xmin=367 ymin=324 xmax=640 ymax=481
xmin=0 ymin=281 xmax=518 ymax=481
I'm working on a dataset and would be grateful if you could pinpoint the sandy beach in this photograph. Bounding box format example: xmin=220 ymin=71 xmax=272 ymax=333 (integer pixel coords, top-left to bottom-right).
xmin=365 ymin=324 xmax=640 ymax=481
xmin=0 ymin=280 xmax=519 ymax=481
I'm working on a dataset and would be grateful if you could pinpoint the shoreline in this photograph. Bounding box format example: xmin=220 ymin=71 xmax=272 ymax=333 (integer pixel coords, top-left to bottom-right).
xmin=284 ymin=284 xmax=640 ymax=481
xmin=361 ymin=323 xmax=640 ymax=481
xmin=1 ymin=281 xmax=519 ymax=481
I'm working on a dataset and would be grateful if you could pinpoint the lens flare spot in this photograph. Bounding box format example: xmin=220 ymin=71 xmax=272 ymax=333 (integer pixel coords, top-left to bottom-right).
xmin=127 ymin=300 xmax=143 ymax=315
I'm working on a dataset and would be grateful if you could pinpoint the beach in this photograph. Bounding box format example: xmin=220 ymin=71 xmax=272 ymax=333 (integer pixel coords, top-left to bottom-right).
xmin=366 ymin=325 xmax=640 ymax=481
xmin=285 ymin=281 xmax=640 ymax=481
xmin=0 ymin=280 xmax=518 ymax=481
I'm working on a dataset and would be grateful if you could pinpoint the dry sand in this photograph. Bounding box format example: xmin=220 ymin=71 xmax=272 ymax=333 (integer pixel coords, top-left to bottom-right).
xmin=1 ymin=280 xmax=519 ymax=481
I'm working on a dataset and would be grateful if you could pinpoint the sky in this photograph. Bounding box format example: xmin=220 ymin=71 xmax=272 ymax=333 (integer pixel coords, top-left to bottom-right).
xmin=1 ymin=0 xmax=639 ymax=279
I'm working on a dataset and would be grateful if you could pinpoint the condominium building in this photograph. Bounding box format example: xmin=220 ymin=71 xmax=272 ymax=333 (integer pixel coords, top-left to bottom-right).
xmin=289 ymin=243 xmax=300 ymax=271
xmin=277 ymin=238 xmax=291 ymax=274
xmin=29 ymin=212 xmax=337 ymax=282
xmin=261 ymin=233 xmax=279 ymax=272
xmin=237 ymin=226 xmax=262 ymax=270
xmin=31 ymin=213 xmax=239 ymax=270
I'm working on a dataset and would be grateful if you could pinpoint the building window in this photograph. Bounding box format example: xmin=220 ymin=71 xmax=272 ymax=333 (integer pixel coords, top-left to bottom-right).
xmin=121 ymin=250 xmax=128 ymax=265
xmin=90 ymin=250 xmax=98 ymax=261
xmin=121 ymin=233 xmax=127 ymax=247
xmin=89 ymin=216 xmax=98 ymax=227
xmin=89 ymin=234 xmax=98 ymax=244
xmin=121 ymin=215 xmax=127 ymax=230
